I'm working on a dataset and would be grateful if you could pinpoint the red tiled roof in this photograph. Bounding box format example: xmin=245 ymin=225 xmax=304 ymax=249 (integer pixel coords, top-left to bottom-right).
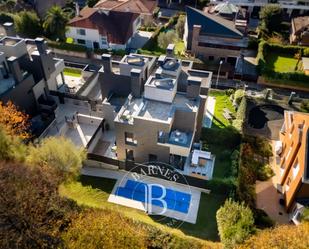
xmin=94 ymin=0 xmax=157 ymax=15
xmin=68 ymin=7 xmax=139 ymax=44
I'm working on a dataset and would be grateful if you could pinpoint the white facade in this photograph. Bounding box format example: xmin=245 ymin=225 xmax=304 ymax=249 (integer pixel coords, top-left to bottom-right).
xmin=66 ymin=15 xmax=141 ymax=50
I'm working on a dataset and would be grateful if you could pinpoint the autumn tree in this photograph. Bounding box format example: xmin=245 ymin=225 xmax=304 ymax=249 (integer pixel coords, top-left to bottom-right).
xmin=0 ymin=101 xmax=30 ymax=139
xmin=26 ymin=137 xmax=86 ymax=179
xmin=0 ymin=162 xmax=78 ymax=248
xmin=0 ymin=127 xmax=27 ymax=162
xmin=237 ymin=222 xmax=309 ymax=249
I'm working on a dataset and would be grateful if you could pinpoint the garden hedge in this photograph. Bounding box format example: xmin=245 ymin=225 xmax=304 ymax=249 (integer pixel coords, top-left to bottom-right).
xmin=47 ymin=41 xmax=87 ymax=52
xmin=257 ymin=40 xmax=309 ymax=84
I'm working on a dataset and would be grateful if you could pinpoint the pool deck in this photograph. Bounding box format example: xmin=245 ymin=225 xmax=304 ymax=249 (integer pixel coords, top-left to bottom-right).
xmin=108 ymin=175 xmax=201 ymax=224
xmin=81 ymin=167 xmax=202 ymax=224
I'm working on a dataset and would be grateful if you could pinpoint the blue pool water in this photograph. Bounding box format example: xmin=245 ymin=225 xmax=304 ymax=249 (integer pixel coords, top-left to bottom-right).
xmin=115 ymin=180 xmax=191 ymax=214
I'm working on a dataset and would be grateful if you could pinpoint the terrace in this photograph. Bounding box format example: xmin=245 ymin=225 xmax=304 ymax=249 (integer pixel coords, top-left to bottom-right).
xmin=116 ymin=93 xmax=199 ymax=124
xmin=58 ymin=62 xmax=99 ymax=97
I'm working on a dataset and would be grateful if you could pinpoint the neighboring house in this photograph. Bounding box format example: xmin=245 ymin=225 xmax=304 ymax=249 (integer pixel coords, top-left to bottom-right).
xmin=93 ymin=44 xmax=213 ymax=173
xmin=290 ymin=16 xmax=309 ymax=46
xmin=0 ymin=36 xmax=64 ymax=116
xmin=276 ymin=111 xmax=309 ymax=224
xmin=210 ymin=0 xmax=309 ymax=18
xmin=66 ymin=7 xmax=141 ymax=50
xmin=184 ymin=6 xmax=248 ymax=67
xmin=302 ymin=57 xmax=309 ymax=75
xmin=94 ymin=0 xmax=157 ymax=24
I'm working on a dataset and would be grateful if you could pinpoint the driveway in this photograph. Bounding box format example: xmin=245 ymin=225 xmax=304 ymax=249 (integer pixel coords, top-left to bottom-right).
xmin=127 ymin=31 xmax=153 ymax=49
xmin=255 ymin=140 xmax=290 ymax=224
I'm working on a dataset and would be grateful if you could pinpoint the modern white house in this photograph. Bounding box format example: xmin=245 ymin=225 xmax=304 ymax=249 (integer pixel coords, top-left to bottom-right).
xmin=66 ymin=7 xmax=141 ymax=50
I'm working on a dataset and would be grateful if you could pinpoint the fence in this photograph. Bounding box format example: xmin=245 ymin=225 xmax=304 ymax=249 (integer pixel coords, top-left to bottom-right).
xmin=86 ymin=153 xmax=209 ymax=190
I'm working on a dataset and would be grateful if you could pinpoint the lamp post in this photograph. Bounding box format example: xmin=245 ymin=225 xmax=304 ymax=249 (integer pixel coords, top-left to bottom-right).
xmin=216 ymin=60 xmax=223 ymax=89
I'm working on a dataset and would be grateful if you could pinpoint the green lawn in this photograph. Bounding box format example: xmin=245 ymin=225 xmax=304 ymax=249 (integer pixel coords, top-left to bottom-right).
xmin=60 ymin=175 xmax=224 ymax=241
xmin=175 ymin=41 xmax=185 ymax=55
xmin=63 ymin=67 xmax=82 ymax=77
xmin=266 ymin=53 xmax=300 ymax=73
xmin=209 ymin=90 xmax=236 ymax=129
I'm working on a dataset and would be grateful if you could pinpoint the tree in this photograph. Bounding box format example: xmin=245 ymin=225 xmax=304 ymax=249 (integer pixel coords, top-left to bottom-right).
xmin=0 ymin=101 xmax=30 ymax=139
xmin=0 ymin=127 xmax=27 ymax=162
xmin=14 ymin=11 xmax=42 ymax=38
xmin=259 ymin=5 xmax=282 ymax=36
xmin=158 ymin=30 xmax=177 ymax=49
xmin=87 ymin=0 xmax=99 ymax=7
xmin=216 ymin=199 xmax=255 ymax=248
xmin=0 ymin=162 xmax=77 ymax=248
xmin=26 ymin=137 xmax=86 ymax=179
xmin=175 ymin=15 xmax=185 ymax=39
xmin=237 ymin=222 xmax=309 ymax=249
xmin=43 ymin=5 xmax=69 ymax=41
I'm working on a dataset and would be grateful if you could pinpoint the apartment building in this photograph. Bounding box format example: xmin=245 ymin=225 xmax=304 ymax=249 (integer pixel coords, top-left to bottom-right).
xmin=276 ymin=111 xmax=309 ymax=224
xmin=184 ymin=6 xmax=248 ymax=67
xmin=0 ymin=36 xmax=65 ymax=116
xmin=90 ymin=45 xmax=213 ymax=172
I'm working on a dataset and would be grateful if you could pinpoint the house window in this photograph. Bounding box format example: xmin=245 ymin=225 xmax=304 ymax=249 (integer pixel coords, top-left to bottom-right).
xmin=77 ymin=39 xmax=86 ymax=45
xmin=148 ymin=154 xmax=158 ymax=162
xmin=126 ymin=149 xmax=134 ymax=161
xmin=125 ymin=132 xmax=137 ymax=145
xmin=101 ymin=37 xmax=108 ymax=45
xmin=77 ymin=29 xmax=86 ymax=36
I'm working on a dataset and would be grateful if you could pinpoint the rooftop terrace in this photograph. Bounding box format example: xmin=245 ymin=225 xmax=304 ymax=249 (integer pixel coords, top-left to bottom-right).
xmin=116 ymin=93 xmax=199 ymax=124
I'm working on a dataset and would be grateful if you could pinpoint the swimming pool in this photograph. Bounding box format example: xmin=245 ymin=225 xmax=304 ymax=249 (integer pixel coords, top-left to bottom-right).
xmin=115 ymin=180 xmax=191 ymax=214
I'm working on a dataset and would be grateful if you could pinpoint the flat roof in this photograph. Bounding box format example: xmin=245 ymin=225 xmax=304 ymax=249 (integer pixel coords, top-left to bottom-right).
xmin=145 ymin=76 xmax=176 ymax=91
xmin=117 ymin=93 xmax=199 ymax=123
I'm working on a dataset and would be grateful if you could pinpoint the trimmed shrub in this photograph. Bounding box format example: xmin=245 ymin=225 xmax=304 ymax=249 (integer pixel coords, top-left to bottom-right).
xmin=216 ymin=199 xmax=255 ymax=248
xmin=0 ymin=12 xmax=14 ymax=24
xmin=234 ymin=90 xmax=245 ymax=105
xmin=301 ymin=99 xmax=309 ymax=113
xmin=48 ymin=41 xmax=87 ymax=52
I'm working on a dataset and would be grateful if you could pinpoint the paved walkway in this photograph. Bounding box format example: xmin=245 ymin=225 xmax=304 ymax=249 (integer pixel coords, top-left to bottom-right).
xmin=203 ymin=96 xmax=216 ymax=128
xmin=255 ymin=140 xmax=290 ymax=224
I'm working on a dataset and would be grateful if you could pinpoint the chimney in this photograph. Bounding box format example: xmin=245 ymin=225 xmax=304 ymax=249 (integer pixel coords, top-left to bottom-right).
xmin=35 ymin=38 xmax=48 ymax=55
xmin=75 ymin=2 xmax=80 ymax=17
xmin=102 ymin=54 xmax=112 ymax=73
xmin=166 ymin=44 xmax=175 ymax=58
xmin=7 ymin=56 xmax=23 ymax=83
xmin=3 ymin=22 xmax=15 ymax=37
xmin=131 ymin=68 xmax=142 ymax=98
xmin=186 ymin=76 xmax=202 ymax=99
xmin=158 ymin=55 xmax=166 ymax=66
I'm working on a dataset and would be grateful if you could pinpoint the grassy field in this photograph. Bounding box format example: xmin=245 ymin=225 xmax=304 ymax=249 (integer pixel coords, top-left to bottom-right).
xmin=175 ymin=41 xmax=185 ymax=55
xmin=60 ymin=175 xmax=224 ymax=241
xmin=63 ymin=67 xmax=82 ymax=77
xmin=266 ymin=53 xmax=300 ymax=73
xmin=209 ymin=90 xmax=236 ymax=129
